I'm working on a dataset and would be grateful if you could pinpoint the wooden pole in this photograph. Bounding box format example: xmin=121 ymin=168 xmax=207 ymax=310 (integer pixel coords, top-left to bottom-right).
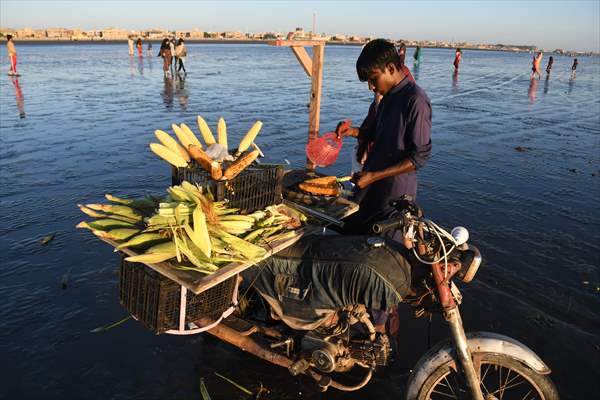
xmin=306 ymin=43 xmax=325 ymax=171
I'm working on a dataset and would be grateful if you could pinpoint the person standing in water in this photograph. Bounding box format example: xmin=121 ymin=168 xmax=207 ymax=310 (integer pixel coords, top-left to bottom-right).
xmin=128 ymin=37 xmax=134 ymax=56
xmin=136 ymin=38 xmax=143 ymax=57
xmin=545 ymin=55 xmax=554 ymax=76
xmin=571 ymin=58 xmax=579 ymax=78
xmin=413 ymin=45 xmax=422 ymax=65
xmin=158 ymin=38 xmax=172 ymax=78
xmin=453 ymin=48 xmax=462 ymax=71
xmin=147 ymin=41 xmax=153 ymax=56
xmin=6 ymin=35 xmax=18 ymax=76
xmin=175 ymin=38 xmax=187 ymax=74
xmin=531 ymin=51 xmax=543 ymax=79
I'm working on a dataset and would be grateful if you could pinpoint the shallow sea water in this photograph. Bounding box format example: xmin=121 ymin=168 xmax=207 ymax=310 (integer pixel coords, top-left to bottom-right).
xmin=0 ymin=43 xmax=599 ymax=399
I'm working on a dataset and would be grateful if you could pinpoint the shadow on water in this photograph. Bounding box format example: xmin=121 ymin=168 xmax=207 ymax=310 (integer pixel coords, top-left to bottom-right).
xmin=528 ymin=77 xmax=538 ymax=103
xmin=10 ymin=76 xmax=26 ymax=118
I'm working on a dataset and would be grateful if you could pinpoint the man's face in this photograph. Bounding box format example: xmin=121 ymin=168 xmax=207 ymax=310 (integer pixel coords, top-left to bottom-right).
xmin=366 ymin=64 xmax=397 ymax=96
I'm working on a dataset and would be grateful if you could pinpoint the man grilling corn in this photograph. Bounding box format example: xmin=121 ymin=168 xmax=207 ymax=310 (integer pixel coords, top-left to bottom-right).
xmin=335 ymin=39 xmax=432 ymax=238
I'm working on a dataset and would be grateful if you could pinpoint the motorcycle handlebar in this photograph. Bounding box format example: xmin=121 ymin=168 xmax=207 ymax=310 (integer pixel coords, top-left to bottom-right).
xmin=372 ymin=218 xmax=404 ymax=234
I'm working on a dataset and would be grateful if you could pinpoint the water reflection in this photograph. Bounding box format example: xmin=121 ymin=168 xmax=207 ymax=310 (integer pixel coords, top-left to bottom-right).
xmin=137 ymin=55 xmax=144 ymax=75
xmin=129 ymin=56 xmax=135 ymax=77
xmin=528 ymin=77 xmax=538 ymax=103
xmin=162 ymin=76 xmax=174 ymax=109
xmin=543 ymin=75 xmax=550 ymax=95
xmin=175 ymin=74 xmax=189 ymax=110
xmin=452 ymin=70 xmax=459 ymax=93
xmin=413 ymin=62 xmax=420 ymax=81
xmin=10 ymin=76 xmax=26 ymax=118
xmin=568 ymin=76 xmax=576 ymax=94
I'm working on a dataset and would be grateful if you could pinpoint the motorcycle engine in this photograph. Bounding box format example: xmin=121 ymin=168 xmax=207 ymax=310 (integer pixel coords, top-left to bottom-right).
xmin=300 ymin=330 xmax=391 ymax=373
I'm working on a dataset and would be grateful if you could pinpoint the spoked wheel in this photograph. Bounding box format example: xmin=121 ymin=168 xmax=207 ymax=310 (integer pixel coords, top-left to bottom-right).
xmin=418 ymin=353 xmax=559 ymax=400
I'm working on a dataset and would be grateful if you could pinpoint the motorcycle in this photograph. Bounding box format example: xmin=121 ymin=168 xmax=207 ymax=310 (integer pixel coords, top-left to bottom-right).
xmin=196 ymin=198 xmax=559 ymax=399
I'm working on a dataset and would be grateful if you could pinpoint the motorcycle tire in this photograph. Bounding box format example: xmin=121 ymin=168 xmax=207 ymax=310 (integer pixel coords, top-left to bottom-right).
xmin=415 ymin=353 xmax=559 ymax=400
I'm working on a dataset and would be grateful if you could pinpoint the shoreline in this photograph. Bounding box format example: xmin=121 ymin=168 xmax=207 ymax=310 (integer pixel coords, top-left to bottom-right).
xmin=7 ymin=38 xmax=561 ymax=54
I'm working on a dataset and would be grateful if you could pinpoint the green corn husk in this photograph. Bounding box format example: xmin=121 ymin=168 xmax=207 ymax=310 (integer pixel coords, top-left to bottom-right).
xmin=85 ymin=204 xmax=144 ymax=221
xmin=76 ymin=219 xmax=137 ymax=231
xmin=211 ymin=228 xmax=266 ymax=261
xmin=95 ymin=228 xmax=140 ymax=241
xmin=116 ymin=232 xmax=169 ymax=250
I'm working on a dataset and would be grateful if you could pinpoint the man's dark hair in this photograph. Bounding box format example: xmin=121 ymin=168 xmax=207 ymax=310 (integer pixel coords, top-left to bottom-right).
xmin=7 ymin=34 xmax=13 ymax=41
xmin=356 ymin=39 xmax=401 ymax=82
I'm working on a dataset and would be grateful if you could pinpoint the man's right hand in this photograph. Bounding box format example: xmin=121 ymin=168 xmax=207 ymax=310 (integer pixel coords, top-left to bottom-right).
xmin=335 ymin=119 xmax=356 ymax=138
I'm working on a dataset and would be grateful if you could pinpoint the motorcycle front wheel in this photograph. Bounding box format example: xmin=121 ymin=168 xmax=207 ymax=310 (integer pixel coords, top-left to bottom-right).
xmin=417 ymin=353 xmax=559 ymax=400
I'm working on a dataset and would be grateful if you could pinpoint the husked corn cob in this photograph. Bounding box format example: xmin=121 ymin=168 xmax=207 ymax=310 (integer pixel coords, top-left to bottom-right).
xmin=155 ymin=130 xmax=190 ymax=162
xmin=104 ymin=194 xmax=157 ymax=213
xmin=223 ymin=150 xmax=259 ymax=180
xmin=172 ymin=124 xmax=194 ymax=149
xmin=197 ymin=116 xmax=216 ymax=145
xmin=77 ymin=219 xmax=137 ymax=231
xmin=236 ymin=121 xmax=263 ymax=155
xmin=192 ymin=205 xmax=211 ymax=257
xmin=217 ymin=117 xmax=228 ymax=151
xmin=180 ymin=123 xmax=203 ymax=148
xmin=211 ymin=228 xmax=266 ymax=260
xmin=150 ymin=143 xmax=188 ymax=168
xmin=188 ymin=144 xmax=222 ymax=180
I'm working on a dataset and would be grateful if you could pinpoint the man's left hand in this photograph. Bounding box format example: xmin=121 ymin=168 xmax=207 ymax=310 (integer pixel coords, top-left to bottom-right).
xmin=352 ymin=171 xmax=375 ymax=189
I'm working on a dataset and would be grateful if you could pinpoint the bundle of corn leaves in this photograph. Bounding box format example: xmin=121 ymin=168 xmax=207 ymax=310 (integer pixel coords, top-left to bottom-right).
xmin=77 ymin=181 xmax=306 ymax=275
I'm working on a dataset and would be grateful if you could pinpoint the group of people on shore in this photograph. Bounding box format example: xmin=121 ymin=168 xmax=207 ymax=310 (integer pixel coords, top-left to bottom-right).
xmin=531 ymin=51 xmax=579 ymax=79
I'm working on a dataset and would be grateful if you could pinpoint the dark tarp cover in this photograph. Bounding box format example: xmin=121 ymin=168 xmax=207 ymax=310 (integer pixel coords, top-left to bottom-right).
xmin=241 ymin=235 xmax=412 ymax=329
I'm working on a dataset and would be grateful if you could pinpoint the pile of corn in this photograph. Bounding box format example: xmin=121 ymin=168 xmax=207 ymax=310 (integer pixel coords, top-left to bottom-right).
xmin=77 ymin=181 xmax=306 ymax=275
xmin=150 ymin=115 xmax=263 ymax=181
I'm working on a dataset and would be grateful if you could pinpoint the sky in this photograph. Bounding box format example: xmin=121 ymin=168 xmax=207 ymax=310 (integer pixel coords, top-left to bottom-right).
xmin=1 ymin=0 xmax=599 ymax=52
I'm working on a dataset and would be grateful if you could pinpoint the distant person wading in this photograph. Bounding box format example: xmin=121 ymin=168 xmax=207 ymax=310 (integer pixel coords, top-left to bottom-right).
xmin=158 ymin=38 xmax=172 ymax=78
xmin=531 ymin=51 xmax=543 ymax=79
xmin=175 ymin=38 xmax=187 ymax=74
xmin=453 ymin=48 xmax=462 ymax=71
xmin=6 ymin=34 xmax=18 ymax=76
xmin=545 ymin=56 xmax=554 ymax=76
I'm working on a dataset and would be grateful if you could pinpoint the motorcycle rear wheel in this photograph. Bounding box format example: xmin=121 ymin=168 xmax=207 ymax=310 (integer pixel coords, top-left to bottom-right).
xmin=416 ymin=353 xmax=559 ymax=400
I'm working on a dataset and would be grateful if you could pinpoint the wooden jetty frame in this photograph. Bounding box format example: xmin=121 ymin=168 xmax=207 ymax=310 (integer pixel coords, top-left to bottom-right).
xmin=267 ymin=39 xmax=327 ymax=171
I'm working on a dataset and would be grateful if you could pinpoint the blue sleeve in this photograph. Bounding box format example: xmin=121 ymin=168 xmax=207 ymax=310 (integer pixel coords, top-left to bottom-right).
xmin=404 ymin=94 xmax=432 ymax=169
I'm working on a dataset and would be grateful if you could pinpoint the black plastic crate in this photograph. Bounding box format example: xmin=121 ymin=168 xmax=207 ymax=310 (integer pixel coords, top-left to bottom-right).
xmin=119 ymin=258 xmax=236 ymax=334
xmin=173 ymin=163 xmax=284 ymax=213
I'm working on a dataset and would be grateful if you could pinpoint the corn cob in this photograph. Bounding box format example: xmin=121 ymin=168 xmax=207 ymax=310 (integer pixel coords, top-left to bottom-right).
xmin=104 ymin=194 xmax=158 ymax=214
xmin=84 ymin=204 xmax=144 ymax=221
xmin=155 ymin=130 xmax=191 ymax=162
xmin=126 ymin=253 xmax=173 ymax=263
xmin=236 ymin=121 xmax=263 ymax=155
xmin=303 ymin=176 xmax=337 ymax=186
xmin=116 ymin=232 xmax=169 ymax=250
xmin=174 ymin=234 xmax=218 ymax=271
xmin=150 ymin=143 xmax=188 ymax=168
xmin=217 ymin=117 xmax=228 ymax=151
xmin=219 ymin=219 xmax=254 ymax=234
xmin=180 ymin=123 xmax=203 ymax=148
xmin=197 ymin=116 xmax=216 ymax=145
xmin=265 ymin=230 xmax=297 ymax=243
xmin=222 ymin=150 xmax=259 ymax=180
xmin=76 ymin=219 xmax=137 ymax=231
xmin=93 ymin=228 xmax=141 ymax=241
xmin=77 ymin=204 xmax=142 ymax=224
xmin=171 ymin=123 xmax=193 ymax=149
xmin=192 ymin=205 xmax=211 ymax=257
xmin=298 ymin=182 xmax=340 ymax=197
xmin=243 ymin=227 xmax=272 ymax=242
xmin=188 ymin=144 xmax=222 ymax=180
xmin=125 ymin=241 xmax=177 ymax=263
xmin=211 ymin=228 xmax=267 ymax=260
xmin=218 ymin=214 xmax=257 ymax=223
